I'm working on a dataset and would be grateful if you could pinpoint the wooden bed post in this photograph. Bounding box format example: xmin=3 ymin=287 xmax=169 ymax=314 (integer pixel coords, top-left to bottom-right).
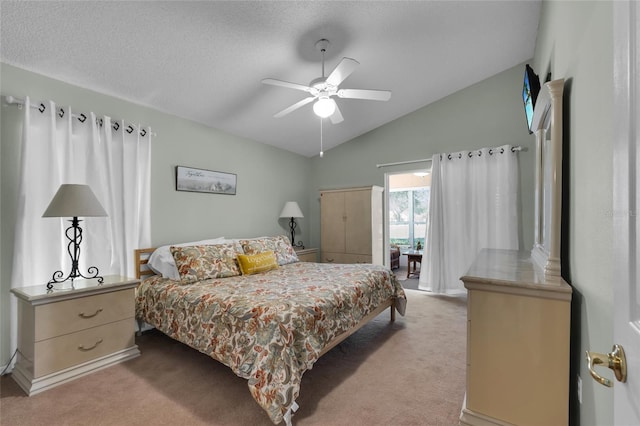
xmin=134 ymin=248 xmax=156 ymax=280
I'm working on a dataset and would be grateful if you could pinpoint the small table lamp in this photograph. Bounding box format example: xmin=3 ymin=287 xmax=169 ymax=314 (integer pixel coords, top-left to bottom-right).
xmin=279 ymin=201 xmax=304 ymax=248
xmin=43 ymin=184 xmax=108 ymax=289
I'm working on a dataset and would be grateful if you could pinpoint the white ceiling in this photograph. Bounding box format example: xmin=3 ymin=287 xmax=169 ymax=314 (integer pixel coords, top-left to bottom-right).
xmin=0 ymin=1 xmax=541 ymax=157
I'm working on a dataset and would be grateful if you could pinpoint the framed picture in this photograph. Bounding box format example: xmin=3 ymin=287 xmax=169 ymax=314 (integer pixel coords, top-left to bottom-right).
xmin=175 ymin=166 xmax=237 ymax=195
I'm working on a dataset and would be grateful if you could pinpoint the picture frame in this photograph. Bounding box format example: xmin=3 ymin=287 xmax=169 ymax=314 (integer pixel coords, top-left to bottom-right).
xmin=175 ymin=166 xmax=237 ymax=195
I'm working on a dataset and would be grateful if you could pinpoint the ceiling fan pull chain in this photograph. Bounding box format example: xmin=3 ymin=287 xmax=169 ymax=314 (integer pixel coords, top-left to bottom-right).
xmin=320 ymin=117 xmax=324 ymax=158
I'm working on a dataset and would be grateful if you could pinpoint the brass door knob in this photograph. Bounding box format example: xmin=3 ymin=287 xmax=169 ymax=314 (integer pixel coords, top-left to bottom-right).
xmin=585 ymin=344 xmax=627 ymax=387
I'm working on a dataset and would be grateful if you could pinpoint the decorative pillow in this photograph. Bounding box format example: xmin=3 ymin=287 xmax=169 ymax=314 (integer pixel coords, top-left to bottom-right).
xmin=240 ymin=235 xmax=299 ymax=265
xmin=170 ymin=242 xmax=242 ymax=282
xmin=148 ymin=237 xmax=226 ymax=279
xmin=237 ymin=251 xmax=279 ymax=275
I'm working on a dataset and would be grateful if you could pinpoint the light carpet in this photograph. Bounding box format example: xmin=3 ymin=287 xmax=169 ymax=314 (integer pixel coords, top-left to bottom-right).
xmin=0 ymin=289 xmax=467 ymax=426
xmin=394 ymin=265 xmax=420 ymax=291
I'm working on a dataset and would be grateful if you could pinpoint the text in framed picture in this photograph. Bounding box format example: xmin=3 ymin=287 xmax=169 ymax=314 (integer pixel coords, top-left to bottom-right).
xmin=176 ymin=166 xmax=237 ymax=195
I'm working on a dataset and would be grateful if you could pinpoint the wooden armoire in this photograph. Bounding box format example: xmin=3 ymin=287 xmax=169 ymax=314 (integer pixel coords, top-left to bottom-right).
xmin=320 ymin=186 xmax=383 ymax=265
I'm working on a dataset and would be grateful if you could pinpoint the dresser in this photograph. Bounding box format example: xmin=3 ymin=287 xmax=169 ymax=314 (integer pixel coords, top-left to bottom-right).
xmin=295 ymin=247 xmax=318 ymax=262
xmin=10 ymin=276 xmax=140 ymax=395
xmin=320 ymin=186 xmax=383 ymax=265
xmin=459 ymin=249 xmax=572 ymax=426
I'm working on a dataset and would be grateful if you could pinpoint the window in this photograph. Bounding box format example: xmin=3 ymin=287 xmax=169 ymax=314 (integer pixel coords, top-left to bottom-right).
xmin=389 ymin=187 xmax=430 ymax=248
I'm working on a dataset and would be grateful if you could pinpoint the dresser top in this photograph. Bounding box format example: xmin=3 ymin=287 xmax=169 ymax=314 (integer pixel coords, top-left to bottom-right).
xmin=10 ymin=275 xmax=139 ymax=303
xmin=462 ymin=249 xmax=572 ymax=300
xmin=294 ymin=247 xmax=318 ymax=255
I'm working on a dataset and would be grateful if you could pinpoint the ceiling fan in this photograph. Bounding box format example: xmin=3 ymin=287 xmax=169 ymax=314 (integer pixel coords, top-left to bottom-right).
xmin=262 ymin=39 xmax=391 ymax=124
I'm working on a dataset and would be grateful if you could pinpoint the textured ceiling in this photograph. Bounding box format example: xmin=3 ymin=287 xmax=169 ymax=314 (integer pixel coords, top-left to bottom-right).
xmin=1 ymin=1 xmax=541 ymax=157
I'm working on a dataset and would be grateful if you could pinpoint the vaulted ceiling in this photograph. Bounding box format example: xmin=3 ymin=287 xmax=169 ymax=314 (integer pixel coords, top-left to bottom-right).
xmin=1 ymin=1 xmax=541 ymax=157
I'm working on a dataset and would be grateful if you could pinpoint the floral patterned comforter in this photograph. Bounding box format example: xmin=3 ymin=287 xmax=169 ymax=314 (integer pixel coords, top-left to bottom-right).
xmin=135 ymin=261 xmax=406 ymax=424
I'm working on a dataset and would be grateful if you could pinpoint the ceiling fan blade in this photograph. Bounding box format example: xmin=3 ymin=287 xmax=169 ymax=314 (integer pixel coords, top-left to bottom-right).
xmin=326 ymin=57 xmax=359 ymax=87
xmin=337 ymin=89 xmax=392 ymax=101
xmin=273 ymin=96 xmax=316 ymax=118
xmin=262 ymin=78 xmax=315 ymax=93
xmin=329 ymin=103 xmax=344 ymax=124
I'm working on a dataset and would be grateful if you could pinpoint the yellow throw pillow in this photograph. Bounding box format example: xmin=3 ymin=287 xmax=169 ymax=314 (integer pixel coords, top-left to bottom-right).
xmin=237 ymin=251 xmax=279 ymax=275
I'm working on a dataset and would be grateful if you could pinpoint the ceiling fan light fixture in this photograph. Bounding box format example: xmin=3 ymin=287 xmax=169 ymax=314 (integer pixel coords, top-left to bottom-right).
xmin=313 ymin=97 xmax=336 ymax=118
xmin=262 ymin=38 xmax=391 ymax=124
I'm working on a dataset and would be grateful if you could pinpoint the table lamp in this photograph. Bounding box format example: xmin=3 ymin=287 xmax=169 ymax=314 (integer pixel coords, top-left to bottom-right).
xmin=279 ymin=201 xmax=304 ymax=248
xmin=43 ymin=184 xmax=108 ymax=289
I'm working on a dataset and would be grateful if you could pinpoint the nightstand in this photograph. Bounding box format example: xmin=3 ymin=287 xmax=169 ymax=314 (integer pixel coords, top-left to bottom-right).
xmin=10 ymin=275 xmax=140 ymax=395
xmin=295 ymin=247 xmax=319 ymax=262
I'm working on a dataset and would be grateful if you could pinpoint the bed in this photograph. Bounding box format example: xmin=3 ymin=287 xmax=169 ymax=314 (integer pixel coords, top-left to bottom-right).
xmin=134 ymin=236 xmax=406 ymax=425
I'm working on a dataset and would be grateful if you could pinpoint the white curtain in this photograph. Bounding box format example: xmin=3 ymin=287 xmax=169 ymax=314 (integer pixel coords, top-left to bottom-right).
xmin=419 ymin=144 xmax=519 ymax=294
xmin=9 ymin=97 xmax=151 ymax=352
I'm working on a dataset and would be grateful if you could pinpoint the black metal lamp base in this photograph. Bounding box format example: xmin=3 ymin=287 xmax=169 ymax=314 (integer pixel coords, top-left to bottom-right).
xmin=47 ymin=268 xmax=104 ymax=290
xmin=47 ymin=217 xmax=103 ymax=290
xmin=288 ymin=217 xmax=304 ymax=249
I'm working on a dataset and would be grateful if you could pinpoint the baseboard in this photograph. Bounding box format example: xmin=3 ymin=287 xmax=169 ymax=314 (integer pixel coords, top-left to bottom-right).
xmin=0 ymin=363 xmax=11 ymax=375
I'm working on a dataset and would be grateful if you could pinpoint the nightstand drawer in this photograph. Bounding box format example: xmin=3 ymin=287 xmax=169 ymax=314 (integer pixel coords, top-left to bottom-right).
xmin=33 ymin=318 xmax=135 ymax=378
xmin=295 ymin=248 xmax=318 ymax=262
xmin=35 ymin=288 xmax=134 ymax=341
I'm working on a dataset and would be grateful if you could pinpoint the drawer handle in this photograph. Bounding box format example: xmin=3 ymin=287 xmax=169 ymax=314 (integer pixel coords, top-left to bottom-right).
xmin=78 ymin=338 xmax=103 ymax=352
xmin=78 ymin=308 xmax=103 ymax=319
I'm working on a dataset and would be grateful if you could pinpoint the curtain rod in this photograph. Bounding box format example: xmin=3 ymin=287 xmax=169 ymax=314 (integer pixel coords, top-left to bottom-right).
xmin=376 ymin=145 xmax=523 ymax=168
xmin=4 ymin=95 xmax=157 ymax=138
xmin=376 ymin=158 xmax=432 ymax=168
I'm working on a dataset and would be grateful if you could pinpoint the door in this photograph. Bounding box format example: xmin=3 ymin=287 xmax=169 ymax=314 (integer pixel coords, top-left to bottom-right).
xmin=612 ymin=0 xmax=640 ymax=423
xmin=345 ymin=189 xmax=371 ymax=255
xmin=320 ymin=191 xmax=346 ymax=254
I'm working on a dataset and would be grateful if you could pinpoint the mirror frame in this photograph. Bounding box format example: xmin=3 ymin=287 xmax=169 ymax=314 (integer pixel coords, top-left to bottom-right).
xmin=530 ymin=79 xmax=565 ymax=276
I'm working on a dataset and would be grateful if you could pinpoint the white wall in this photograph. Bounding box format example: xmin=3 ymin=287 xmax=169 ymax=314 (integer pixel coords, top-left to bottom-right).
xmin=0 ymin=63 xmax=311 ymax=366
xmin=533 ymin=1 xmax=614 ymax=424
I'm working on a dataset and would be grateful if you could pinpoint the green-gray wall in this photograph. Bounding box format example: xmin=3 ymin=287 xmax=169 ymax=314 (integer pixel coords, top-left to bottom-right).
xmin=534 ymin=1 xmax=614 ymax=425
xmin=308 ymin=64 xmax=537 ymax=254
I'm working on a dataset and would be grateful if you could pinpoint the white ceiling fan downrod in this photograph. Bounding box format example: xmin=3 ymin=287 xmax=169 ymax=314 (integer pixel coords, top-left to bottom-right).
xmin=319 ymin=39 xmax=327 ymax=78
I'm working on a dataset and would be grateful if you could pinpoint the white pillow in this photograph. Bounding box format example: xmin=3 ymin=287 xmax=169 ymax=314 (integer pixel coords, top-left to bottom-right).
xmin=224 ymin=236 xmax=269 ymax=243
xmin=148 ymin=237 xmax=226 ymax=280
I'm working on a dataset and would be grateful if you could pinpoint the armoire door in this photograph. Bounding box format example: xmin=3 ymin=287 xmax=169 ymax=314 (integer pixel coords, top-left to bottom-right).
xmin=344 ymin=189 xmax=372 ymax=255
xmin=320 ymin=191 xmax=346 ymax=254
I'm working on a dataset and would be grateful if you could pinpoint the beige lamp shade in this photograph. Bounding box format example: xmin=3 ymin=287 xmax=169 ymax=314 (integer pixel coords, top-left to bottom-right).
xmin=279 ymin=201 xmax=304 ymax=218
xmin=43 ymin=184 xmax=107 ymax=218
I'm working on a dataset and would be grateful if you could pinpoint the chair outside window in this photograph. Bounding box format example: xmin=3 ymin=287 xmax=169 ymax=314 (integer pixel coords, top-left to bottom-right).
xmin=390 ymin=245 xmax=400 ymax=269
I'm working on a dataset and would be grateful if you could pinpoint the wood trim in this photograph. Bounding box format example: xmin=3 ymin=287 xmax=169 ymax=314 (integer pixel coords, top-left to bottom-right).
xmin=318 ymin=298 xmax=395 ymax=358
xmin=134 ymin=248 xmax=156 ymax=280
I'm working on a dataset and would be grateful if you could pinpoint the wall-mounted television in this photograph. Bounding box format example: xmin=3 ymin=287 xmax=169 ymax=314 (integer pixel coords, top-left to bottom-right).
xmin=522 ymin=64 xmax=541 ymax=133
